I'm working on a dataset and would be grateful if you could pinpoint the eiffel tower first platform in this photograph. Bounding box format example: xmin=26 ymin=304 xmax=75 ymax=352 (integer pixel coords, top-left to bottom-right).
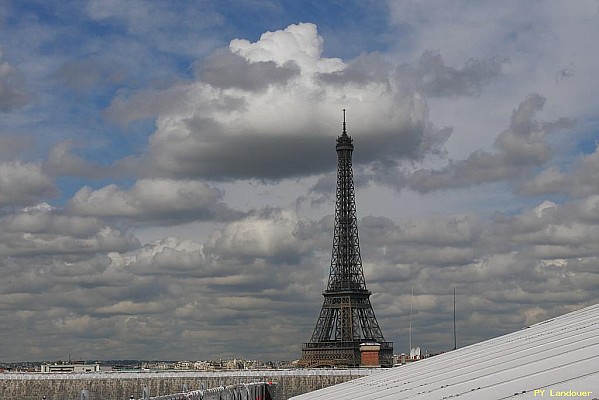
xmin=299 ymin=111 xmax=393 ymax=368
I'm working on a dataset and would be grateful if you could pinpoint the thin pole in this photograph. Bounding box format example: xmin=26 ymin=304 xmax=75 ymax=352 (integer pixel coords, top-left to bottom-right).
xmin=453 ymin=288 xmax=457 ymax=350
xmin=409 ymin=287 xmax=414 ymax=355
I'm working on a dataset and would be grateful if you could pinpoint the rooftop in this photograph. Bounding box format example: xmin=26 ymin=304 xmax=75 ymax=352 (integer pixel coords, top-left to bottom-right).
xmin=291 ymin=303 xmax=599 ymax=399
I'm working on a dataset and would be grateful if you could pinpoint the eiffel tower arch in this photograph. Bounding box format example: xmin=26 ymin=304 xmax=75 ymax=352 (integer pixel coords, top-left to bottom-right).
xmin=299 ymin=111 xmax=393 ymax=368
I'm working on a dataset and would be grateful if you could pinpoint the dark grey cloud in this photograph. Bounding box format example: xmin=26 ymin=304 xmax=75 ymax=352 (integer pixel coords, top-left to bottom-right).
xmin=408 ymin=94 xmax=575 ymax=193
xmin=44 ymin=141 xmax=118 ymax=179
xmin=148 ymin=132 xmax=333 ymax=180
xmin=0 ymin=135 xmax=33 ymax=161
xmin=146 ymin=125 xmax=446 ymax=181
xmin=0 ymin=162 xmax=57 ymax=206
xmin=396 ymin=51 xmax=506 ymax=97
xmin=197 ymin=49 xmax=300 ymax=92
xmin=555 ymin=65 xmax=575 ymax=84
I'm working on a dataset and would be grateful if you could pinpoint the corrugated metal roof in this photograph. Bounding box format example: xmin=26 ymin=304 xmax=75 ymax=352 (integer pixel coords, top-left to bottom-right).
xmin=291 ymin=303 xmax=599 ymax=400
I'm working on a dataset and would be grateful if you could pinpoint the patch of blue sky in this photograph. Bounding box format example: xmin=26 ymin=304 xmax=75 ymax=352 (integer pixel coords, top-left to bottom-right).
xmin=6 ymin=2 xmax=195 ymax=80
xmin=455 ymin=181 xmax=558 ymax=219
xmin=574 ymin=119 xmax=599 ymax=155
xmin=6 ymin=2 xmax=99 ymax=54
xmin=61 ymin=118 xmax=154 ymax=173
xmin=11 ymin=93 xmax=128 ymax=162
xmin=6 ymin=1 xmax=75 ymax=28
xmin=96 ymin=118 xmax=156 ymax=160
xmin=524 ymin=119 xmax=599 ymax=182
xmin=213 ymin=0 xmax=393 ymax=59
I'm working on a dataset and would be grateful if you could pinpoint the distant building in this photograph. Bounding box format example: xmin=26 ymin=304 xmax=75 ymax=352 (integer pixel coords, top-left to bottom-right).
xmin=193 ymin=361 xmax=213 ymax=371
xmin=175 ymin=360 xmax=193 ymax=370
xmin=40 ymin=361 xmax=102 ymax=373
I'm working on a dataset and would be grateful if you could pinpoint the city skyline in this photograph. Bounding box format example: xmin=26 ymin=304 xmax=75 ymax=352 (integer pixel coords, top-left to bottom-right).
xmin=1 ymin=1 xmax=599 ymax=362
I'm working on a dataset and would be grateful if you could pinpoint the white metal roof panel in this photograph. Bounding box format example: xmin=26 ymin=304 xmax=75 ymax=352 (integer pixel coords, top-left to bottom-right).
xmin=291 ymin=303 xmax=599 ymax=400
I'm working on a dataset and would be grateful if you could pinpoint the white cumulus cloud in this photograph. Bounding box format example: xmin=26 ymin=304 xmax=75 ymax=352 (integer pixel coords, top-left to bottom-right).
xmin=107 ymin=23 xmax=447 ymax=181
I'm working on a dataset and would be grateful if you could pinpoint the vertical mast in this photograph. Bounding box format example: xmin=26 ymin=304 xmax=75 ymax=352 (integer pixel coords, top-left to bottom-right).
xmin=409 ymin=287 xmax=414 ymax=354
xmin=453 ymin=288 xmax=457 ymax=350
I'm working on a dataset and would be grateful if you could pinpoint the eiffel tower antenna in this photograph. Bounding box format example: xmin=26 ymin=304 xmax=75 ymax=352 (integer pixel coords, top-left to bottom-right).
xmin=299 ymin=111 xmax=394 ymax=368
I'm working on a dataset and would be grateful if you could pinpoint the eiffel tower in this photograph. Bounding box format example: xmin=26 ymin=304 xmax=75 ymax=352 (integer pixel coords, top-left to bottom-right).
xmin=299 ymin=110 xmax=393 ymax=368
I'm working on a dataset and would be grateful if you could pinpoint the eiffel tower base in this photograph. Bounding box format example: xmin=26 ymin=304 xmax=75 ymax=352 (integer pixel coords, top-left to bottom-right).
xmin=298 ymin=341 xmax=393 ymax=368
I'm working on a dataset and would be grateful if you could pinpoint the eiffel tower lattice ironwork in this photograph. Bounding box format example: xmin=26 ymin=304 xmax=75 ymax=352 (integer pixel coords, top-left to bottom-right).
xmin=299 ymin=110 xmax=393 ymax=368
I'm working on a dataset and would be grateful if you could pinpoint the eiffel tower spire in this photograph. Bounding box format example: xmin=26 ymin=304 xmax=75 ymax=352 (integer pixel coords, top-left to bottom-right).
xmin=299 ymin=111 xmax=393 ymax=368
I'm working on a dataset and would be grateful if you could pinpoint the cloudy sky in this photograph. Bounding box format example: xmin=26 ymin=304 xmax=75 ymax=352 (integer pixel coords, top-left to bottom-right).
xmin=1 ymin=1 xmax=599 ymax=363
